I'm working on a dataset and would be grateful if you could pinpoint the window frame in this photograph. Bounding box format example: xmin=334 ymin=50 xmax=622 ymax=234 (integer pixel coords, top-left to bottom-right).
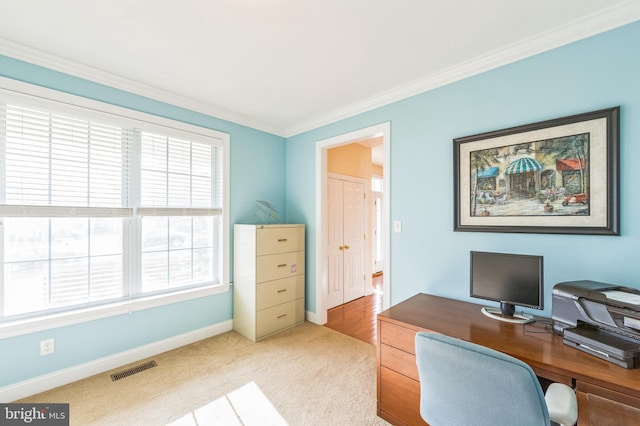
xmin=0 ymin=77 xmax=230 ymax=339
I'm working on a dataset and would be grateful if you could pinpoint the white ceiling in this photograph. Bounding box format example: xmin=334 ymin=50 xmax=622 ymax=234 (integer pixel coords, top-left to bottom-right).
xmin=0 ymin=1 xmax=639 ymax=137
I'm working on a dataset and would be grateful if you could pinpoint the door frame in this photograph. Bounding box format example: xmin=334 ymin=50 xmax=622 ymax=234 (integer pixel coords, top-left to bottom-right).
xmin=313 ymin=122 xmax=391 ymax=325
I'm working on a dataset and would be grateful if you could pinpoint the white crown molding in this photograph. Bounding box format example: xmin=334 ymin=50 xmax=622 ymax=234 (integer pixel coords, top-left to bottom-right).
xmin=285 ymin=1 xmax=640 ymax=137
xmin=1 ymin=2 xmax=638 ymax=140
xmin=0 ymin=37 xmax=286 ymax=137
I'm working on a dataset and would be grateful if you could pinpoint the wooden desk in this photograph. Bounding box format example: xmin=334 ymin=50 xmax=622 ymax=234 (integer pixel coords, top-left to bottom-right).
xmin=377 ymin=293 xmax=640 ymax=425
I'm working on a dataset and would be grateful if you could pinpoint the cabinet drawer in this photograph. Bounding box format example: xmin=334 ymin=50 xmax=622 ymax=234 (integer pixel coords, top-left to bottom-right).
xmin=379 ymin=320 xmax=420 ymax=354
xmin=379 ymin=366 xmax=426 ymax=426
xmin=257 ymin=226 xmax=304 ymax=255
xmin=381 ymin=343 xmax=419 ymax=381
xmin=576 ymin=381 xmax=640 ymax=426
xmin=256 ymin=275 xmax=305 ymax=311
xmin=256 ymin=251 xmax=305 ymax=282
xmin=256 ymin=298 xmax=304 ymax=338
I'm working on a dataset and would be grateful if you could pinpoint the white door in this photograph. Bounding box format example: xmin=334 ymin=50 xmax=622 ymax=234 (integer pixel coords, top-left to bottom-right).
xmin=327 ymin=176 xmax=366 ymax=309
xmin=342 ymin=180 xmax=366 ymax=303
xmin=327 ymin=178 xmax=345 ymax=309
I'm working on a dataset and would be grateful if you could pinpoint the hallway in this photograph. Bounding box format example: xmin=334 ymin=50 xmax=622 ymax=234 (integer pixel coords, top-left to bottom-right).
xmin=324 ymin=274 xmax=383 ymax=345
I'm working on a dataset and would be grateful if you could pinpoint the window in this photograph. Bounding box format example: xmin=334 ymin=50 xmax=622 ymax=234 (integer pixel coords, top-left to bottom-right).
xmin=371 ymin=176 xmax=383 ymax=193
xmin=0 ymin=87 xmax=228 ymax=325
xmin=137 ymin=131 xmax=222 ymax=293
xmin=371 ymin=176 xmax=383 ymax=267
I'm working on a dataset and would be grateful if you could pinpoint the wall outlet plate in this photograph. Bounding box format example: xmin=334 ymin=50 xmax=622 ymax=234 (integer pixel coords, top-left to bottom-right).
xmin=40 ymin=338 xmax=55 ymax=356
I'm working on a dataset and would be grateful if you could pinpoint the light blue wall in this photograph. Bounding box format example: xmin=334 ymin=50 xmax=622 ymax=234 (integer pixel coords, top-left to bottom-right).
xmin=2 ymin=19 xmax=640 ymax=391
xmin=286 ymin=21 xmax=640 ymax=315
xmin=0 ymin=57 xmax=286 ymax=387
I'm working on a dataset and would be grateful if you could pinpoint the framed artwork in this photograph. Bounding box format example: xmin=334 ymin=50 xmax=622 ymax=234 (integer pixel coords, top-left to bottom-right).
xmin=453 ymin=107 xmax=619 ymax=235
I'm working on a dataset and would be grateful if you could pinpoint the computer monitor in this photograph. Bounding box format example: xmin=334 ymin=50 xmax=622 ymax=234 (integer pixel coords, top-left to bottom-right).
xmin=470 ymin=251 xmax=543 ymax=324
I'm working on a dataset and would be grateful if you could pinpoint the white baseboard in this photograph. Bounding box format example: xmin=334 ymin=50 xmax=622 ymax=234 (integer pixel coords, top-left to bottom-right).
xmin=1 ymin=320 xmax=233 ymax=402
xmin=306 ymin=309 xmax=322 ymax=325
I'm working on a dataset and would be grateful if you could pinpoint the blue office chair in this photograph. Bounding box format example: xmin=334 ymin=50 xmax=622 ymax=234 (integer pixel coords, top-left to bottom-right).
xmin=415 ymin=332 xmax=577 ymax=426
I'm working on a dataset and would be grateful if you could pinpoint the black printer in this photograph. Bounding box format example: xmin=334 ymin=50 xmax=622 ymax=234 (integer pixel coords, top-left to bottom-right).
xmin=552 ymin=280 xmax=640 ymax=369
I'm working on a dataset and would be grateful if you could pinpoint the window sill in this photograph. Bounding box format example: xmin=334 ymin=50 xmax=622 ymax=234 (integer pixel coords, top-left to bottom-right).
xmin=0 ymin=283 xmax=230 ymax=339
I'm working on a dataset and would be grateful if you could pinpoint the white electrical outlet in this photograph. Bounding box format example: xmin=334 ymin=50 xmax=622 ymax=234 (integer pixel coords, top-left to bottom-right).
xmin=40 ymin=338 xmax=55 ymax=356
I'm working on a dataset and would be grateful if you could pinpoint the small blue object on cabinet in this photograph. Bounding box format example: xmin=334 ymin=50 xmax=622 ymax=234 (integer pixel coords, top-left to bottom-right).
xmin=255 ymin=200 xmax=281 ymax=224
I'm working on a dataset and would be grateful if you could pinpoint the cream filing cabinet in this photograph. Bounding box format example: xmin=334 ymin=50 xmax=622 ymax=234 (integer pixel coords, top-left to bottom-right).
xmin=233 ymin=224 xmax=305 ymax=341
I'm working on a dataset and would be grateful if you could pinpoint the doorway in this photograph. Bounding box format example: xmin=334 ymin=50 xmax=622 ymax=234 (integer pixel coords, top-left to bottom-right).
xmin=313 ymin=122 xmax=391 ymax=325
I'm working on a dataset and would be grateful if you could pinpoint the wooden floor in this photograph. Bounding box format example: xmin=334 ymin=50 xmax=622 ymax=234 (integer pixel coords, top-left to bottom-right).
xmin=324 ymin=274 xmax=383 ymax=346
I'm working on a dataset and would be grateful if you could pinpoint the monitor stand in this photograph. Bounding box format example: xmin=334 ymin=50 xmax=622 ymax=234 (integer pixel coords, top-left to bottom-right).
xmin=481 ymin=307 xmax=534 ymax=324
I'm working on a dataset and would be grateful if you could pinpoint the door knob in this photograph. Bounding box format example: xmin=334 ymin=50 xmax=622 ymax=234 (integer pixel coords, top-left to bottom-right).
xmin=344 ymin=245 xmax=350 ymax=250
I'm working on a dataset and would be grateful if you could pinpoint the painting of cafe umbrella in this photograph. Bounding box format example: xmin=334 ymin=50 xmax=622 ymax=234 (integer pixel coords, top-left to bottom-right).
xmin=504 ymin=157 xmax=542 ymax=198
xmin=472 ymin=155 xmax=544 ymax=216
xmin=470 ymin=134 xmax=590 ymax=217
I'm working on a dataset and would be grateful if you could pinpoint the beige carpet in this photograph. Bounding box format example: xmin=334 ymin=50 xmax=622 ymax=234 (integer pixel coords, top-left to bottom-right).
xmin=21 ymin=322 xmax=390 ymax=426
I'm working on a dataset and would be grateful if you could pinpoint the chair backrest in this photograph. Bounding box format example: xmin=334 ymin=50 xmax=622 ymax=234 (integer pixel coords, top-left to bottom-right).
xmin=415 ymin=331 xmax=550 ymax=426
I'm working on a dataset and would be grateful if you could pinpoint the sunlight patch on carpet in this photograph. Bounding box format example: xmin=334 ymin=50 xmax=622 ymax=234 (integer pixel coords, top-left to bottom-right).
xmin=169 ymin=381 xmax=287 ymax=426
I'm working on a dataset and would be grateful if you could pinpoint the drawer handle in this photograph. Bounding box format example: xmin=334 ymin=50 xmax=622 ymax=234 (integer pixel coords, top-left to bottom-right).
xmin=277 ymin=314 xmax=288 ymax=319
xmin=277 ymin=264 xmax=287 ymax=268
xmin=277 ymin=238 xmax=288 ymax=242
xmin=277 ymin=289 xmax=287 ymax=293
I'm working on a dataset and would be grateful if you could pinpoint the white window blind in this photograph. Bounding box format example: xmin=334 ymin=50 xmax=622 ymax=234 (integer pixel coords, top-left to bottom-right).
xmin=138 ymin=131 xmax=223 ymax=293
xmin=0 ymin=90 xmax=227 ymax=323
xmin=2 ymin=104 xmax=133 ymax=214
xmin=138 ymin=131 xmax=222 ymax=211
xmin=1 ymin=104 xmax=131 ymax=317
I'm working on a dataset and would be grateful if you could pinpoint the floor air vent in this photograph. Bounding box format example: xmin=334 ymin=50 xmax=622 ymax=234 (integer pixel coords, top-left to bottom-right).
xmin=111 ymin=360 xmax=158 ymax=381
